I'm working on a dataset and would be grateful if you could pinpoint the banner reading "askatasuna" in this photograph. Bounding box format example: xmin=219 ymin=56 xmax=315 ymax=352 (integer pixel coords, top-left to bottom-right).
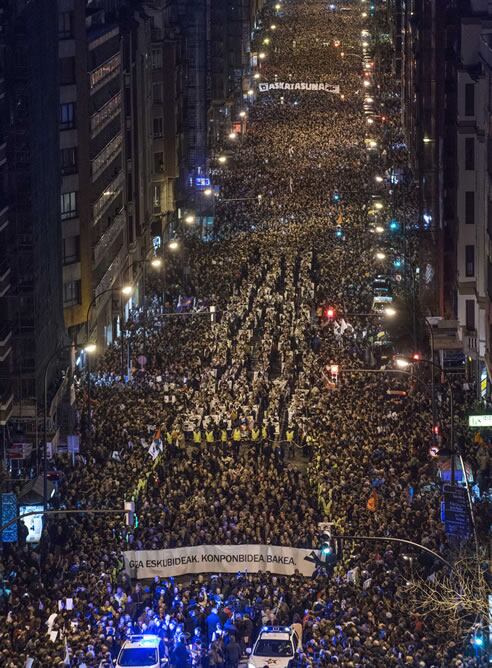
xmin=258 ymin=82 xmax=340 ymax=94
xmin=124 ymin=544 xmax=319 ymax=579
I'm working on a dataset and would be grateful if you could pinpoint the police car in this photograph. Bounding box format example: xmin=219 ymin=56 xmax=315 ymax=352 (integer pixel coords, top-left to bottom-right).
xmin=247 ymin=626 xmax=299 ymax=668
xmin=116 ymin=635 xmax=166 ymax=668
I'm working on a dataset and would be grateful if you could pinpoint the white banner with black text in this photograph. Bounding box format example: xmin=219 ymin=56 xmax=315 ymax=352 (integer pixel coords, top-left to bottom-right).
xmin=258 ymin=82 xmax=340 ymax=94
xmin=123 ymin=544 xmax=319 ymax=579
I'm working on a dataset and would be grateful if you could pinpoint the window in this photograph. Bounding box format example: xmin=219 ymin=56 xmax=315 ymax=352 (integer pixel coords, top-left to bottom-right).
xmin=59 ymin=57 xmax=75 ymax=85
xmin=60 ymin=147 xmax=77 ymax=175
xmin=60 ymin=191 xmax=78 ymax=220
xmin=154 ymin=152 xmax=164 ymax=173
xmin=153 ymin=117 xmax=163 ymax=138
xmin=60 ymin=102 xmax=76 ymax=129
xmin=465 ymin=299 xmax=475 ymax=331
xmin=464 ymin=137 xmax=475 ymax=170
xmin=63 ymin=280 xmax=81 ymax=306
xmin=465 ymin=191 xmax=475 ymax=225
xmin=63 ymin=236 xmax=80 ymax=265
xmin=152 ymin=82 xmax=163 ymax=103
xmin=464 ymin=83 xmax=475 ymax=117
xmin=151 ymin=48 xmax=162 ymax=69
xmin=465 ymin=244 xmax=475 ymax=277
xmin=58 ymin=11 xmax=73 ymax=39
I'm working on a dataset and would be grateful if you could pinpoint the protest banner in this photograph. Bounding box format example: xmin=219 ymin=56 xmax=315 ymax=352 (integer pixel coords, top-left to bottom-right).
xmin=124 ymin=544 xmax=320 ymax=579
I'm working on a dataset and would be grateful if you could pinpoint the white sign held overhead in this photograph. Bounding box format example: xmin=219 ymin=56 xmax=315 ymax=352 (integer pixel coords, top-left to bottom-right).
xmin=468 ymin=415 xmax=492 ymax=427
xmin=258 ymin=82 xmax=340 ymax=94
xmin=124 ymin=544 xmax=320 ymax=580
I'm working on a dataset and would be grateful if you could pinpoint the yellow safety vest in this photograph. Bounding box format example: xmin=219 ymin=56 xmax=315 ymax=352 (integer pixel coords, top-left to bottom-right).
xmin=261 ymin=426 xmax=267 ymax=439
xmin=166 ymin=431 xmax=173 ymax=445
xmin=286 ymin=430 xmax=294 ymax=442
xmin=221 ymin=429 xmax=228 ymax=442
xmin=251 ymin=428 xmax=260 ymax=442
xmin=232 ymin=428 xmax=241 ymax=442
xmin=206 ymin=430 xmax=214 ymax=443
xmin=193 ymin=430 xmax=202 ymax=444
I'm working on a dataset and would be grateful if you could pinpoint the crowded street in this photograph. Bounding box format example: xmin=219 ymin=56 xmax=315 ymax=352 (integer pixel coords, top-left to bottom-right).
xmin=0 ymin=0 xmax=490 ymax=667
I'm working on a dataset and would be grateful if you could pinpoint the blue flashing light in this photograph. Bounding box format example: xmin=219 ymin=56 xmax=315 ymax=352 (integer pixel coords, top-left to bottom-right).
xmin=389 ymin=220 xmax=399 ymax=232
xmin=393 ymin=258 xmax=403 ymax=269
xmin=473 ymin=635 xmax=483 ymax=647
xmin=321 ymin=544 xmax=333 ymax=556
xmin=335 ymin=227 xmax=343 ymax=238
xmin=332 ymin=191 xmax=341 ymax=203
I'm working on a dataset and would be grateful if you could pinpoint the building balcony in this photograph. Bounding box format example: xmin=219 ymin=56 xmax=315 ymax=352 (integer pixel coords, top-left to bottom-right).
xmin=0 ymin=258 xmax=11 ymax=297
xmin=94 ymin=245 xmax=125 ymax=298
xmin=0 ymin=204 xmax=8 ymax=233
xmin=90 ymin=91 xmax=122 ymax=138
xmin=91 ymin=132 xmax=122 ymax=183
xmin=93 ymin=209 xmax=125 ymax=267
xmin=89 ymin=52 xmax=121 ymax=93
xmin=480 ymin=33 xmax=492 ymax=70
xmin=0 ymin=140 xmax=6 ymax=167
xmin=0 ymin=324 xmax=12 ymax=362
xmin=0 ymin=386 xmax=13 ymax=426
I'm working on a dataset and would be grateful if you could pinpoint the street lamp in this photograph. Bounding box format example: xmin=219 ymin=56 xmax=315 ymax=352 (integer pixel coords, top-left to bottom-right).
xmin=375 ymin=251 xmax=386 ymax=260
xmin=259 ymin=52 xmax=266 ymax=60
xmin=218 ymin=155 xmax=227 ymax=164
xmin=204 ymin=188 xmax=213 ymax=196
xmin=121 ymin=285 xmax=133 ymax=297
xmin=184 ymin=214 xmax=195 ymax=225
xmin=168 ymin=239 xmax=179 ymax=251
xmin=228 ymin=132 xmax=237 ymax=140
xmin=239 ymin=111 xmax=246 ymax=118
xmin=150 ymin=257 xmax=163 ymax=268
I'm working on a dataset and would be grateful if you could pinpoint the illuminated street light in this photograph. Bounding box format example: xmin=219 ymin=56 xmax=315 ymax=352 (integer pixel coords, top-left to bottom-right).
xmin=253 ymin=72 xmax=261 ymax=79
xmin=239 ymin=111 xmax=246 ymax=118
xmin=168 ymin=239 xmax=179 ymax=251
xmin=263 ymin=37 xmax=271 ymax=45
xmin=218 ymin=155 xmax=227 ymax=164
xmin=362 ymin=41 xmax=369 ymax=47
xmin=275 ymin=3 xmax=281 ymax=9
xmin=374 ymin=175 xmax=383 ymax=183
xmin=184 ymin=214 xmax=195 ymax=224
xmin=150 ymin=257 xmax=163 ymax=268
xmin=367 ymin=117 xmax=374 ymax=124
xmin=247 ymin=89 xmax=254 ymax=96
xmin=229 ymin=132 xmax=237 ymax=140
xmin=270 ymin=24 xmax=277 ymax=30
xmin=375 ymin=225 xmax=384 ymax=234
xmin=363 ymin=80 xmax=371 ymax=88
xmin=374 ymin=201 xmax=384 ymax=210
xmin=259 ymin=52 xmax=266 ymax=60
xmin=395 ymin=357 xmax=411 ymax=368
xmin=423 ymin=136 xmax=432 ymax=144
xmin=204 ymin=188 xmax=213 ymax=196
xmin=121 ymin=285 xmax=133 ymax=296
xmin=375 ymin=251 xmax=386 ymax=260
xmin=84 ymin=343 xmax=97 ymax=354
xmin=384 ymin=307 xmax=397 ymax=317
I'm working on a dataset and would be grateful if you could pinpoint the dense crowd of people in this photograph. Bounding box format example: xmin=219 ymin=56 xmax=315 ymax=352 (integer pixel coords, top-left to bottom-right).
xmin=1 ymin=0 xmax=490 ymax=666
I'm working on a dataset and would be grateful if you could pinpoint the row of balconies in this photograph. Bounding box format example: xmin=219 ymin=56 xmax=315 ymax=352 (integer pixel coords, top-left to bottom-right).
xmin=93 ymin=209 xmax=125 ymax=267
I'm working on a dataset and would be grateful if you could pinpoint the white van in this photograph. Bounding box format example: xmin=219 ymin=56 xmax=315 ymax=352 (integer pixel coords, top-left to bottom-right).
xmin=116 ymin=635 xmax=166 ymax=668
xmin=247 ymin=626 xmax=299 ymax=668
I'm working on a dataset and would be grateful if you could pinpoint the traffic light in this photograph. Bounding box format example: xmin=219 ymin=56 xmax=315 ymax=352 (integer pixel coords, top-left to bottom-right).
xmin=319 ymin=529 xmax=338 ymax=566
xmin=324 ymin=306 xmax=336 ymax=320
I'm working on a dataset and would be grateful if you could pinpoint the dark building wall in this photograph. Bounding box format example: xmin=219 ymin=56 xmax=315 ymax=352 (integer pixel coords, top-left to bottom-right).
xmin=5 ymin=0 xmax=65 ymax=413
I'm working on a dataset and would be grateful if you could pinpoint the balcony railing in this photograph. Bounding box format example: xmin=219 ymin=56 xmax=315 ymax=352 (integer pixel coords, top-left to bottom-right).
xmin=92 ymin=170 xmax=124 ymax=225
xmin=0 ymin=258 xmax=11 ymax=297
xmin=90 ymin=91 xmax=121 ymax=138
xmin=94 ymin=245 xmax=125 ymax=298
xmin=93 ymin=209 xmax=125 ymax=267
xmin=90 ymin=53 xmax=120 ymax=92
xmin=0 ymin=324 xmax=12 ymax=362
xmin=0 ymin=140 xmax=6 ymax=166
xmin=0 ymin=386 xmax=13 ymax=426
xmin=91 ymin=132 xmax=122 ymax=182
xmin=0 ymin=204 xmax=8 ymax=232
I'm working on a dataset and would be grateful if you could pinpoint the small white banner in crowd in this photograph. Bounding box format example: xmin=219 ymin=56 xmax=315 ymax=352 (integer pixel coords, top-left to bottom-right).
xmin=124 ymin=544 xmax=319 ymax=579
xmin=258 ymin=82 xmax=340 ymax=94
